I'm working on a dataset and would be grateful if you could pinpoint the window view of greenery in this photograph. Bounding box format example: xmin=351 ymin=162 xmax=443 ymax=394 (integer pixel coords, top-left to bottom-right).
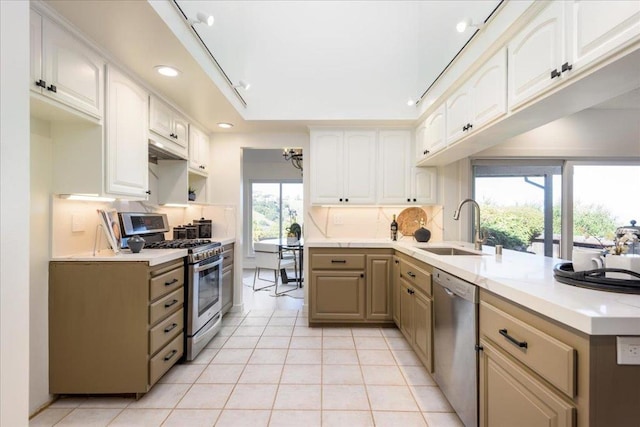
xmin=474 ymin=164 xmax=640 ymax=256
xmin=475 ymin=174 xmax=561 ymax=255
xmin=572 ymin=165 xmax=640 ymax=249
xmin=251 ymin=182 xmax=303 ymax=245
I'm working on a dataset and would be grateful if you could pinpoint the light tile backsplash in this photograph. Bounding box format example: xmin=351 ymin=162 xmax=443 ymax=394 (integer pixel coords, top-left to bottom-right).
xmin=51 ymin=198 xmax=236 ymax=256
xmin=306 ymin=206 xmax=443 ymax=242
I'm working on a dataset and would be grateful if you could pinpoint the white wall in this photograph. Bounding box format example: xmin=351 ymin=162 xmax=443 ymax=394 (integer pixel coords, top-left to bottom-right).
xmin=477 ymin=109 xmax=640 ymax=158
xmin=1 ymin=1 xmax=30 ymax=425
xmin=29 ymin=119 xmax=54 ymax=414
xmin=210 ymin=132 xmax=310 ymax=311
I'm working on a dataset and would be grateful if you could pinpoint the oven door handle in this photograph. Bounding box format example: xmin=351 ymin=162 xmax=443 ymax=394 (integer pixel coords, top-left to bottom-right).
xmin=193 ymin=258 xmax=223 ymax=273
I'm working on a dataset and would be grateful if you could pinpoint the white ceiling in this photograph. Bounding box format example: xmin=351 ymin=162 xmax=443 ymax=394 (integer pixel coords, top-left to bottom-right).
xmin=173 ymin=0 xmax=500 ymax=121
xmin=46 ymin=0 xmax=499 ymax=133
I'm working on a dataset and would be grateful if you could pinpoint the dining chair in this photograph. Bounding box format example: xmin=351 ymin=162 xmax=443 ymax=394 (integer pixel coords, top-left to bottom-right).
xmin=253 ymin=241 xmax=298 ymax=294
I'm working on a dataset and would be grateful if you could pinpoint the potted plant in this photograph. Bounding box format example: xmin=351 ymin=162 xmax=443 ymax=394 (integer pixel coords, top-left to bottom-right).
xmin=285 ymin=208 xmax=302 ymax=245
xmin=188 ymin=187 xmax=196 ymax=201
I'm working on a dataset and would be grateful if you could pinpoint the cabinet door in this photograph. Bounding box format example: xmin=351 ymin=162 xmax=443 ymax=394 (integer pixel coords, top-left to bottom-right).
xmin=392 ymin=258 xmax=401 ymax=326
xmin=189 ymin=125 xmax=209 ymax=175
xmin=221 ymin=265 xmax=233 ymax=314
xmin=343 ymin=131 xmax=376 ymax=204
xmin=149 ymin=97 xmax=175 ymax=141
xmin=310 ymin=131 xmax=343 ymax=204
xmin=42 ymin=17 xmax=104 ymax=119
xmin=567 ymin=0 xmax=640 ymax=72
xmin=446 ymin=84 xmax=471 ymax=143
xmin=173 ymin=115 xmax=189 ymax=149
xmin=471 ymin=49 xmax=507 ymax=130
xmin=479 ymin=340 xmax=576 ymax=427
xmin=411 ymin=167 xmax=437 ymax=205
xmin=413 ymin=291 xmax=433 ymax=372
xmin=105 ymin=66 xmax=149 ymax=197
xmin=30 ymin=10 xmax=43 ymax=93
xmin=366 ymin=255 xmax=393 ymax=321
xmin=415 ymin=119 xmax=428 ymax=161
xmin=377 ymin=130 xmax=411 ymax=204
xmin=399 ymin=279 xmax=414 ymax=343
xmin=310 ymin=271 xmax=365 ymax=321
xmin=425 ymin=105 xmax=446 ymax=154
xmin=508 ymin=1 xmax=565 ymax=109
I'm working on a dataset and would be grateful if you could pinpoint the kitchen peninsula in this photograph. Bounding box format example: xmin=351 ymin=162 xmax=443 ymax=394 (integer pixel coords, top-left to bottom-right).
xmin=307 ymin=239 xmax=640 ymax=426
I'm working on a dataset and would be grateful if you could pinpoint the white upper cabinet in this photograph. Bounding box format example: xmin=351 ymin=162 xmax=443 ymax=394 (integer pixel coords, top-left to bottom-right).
xmin=105 ymin=66 xmax=149 ymax=198
xmin=470 ymin=48 xmax=507 ymax=130
xmin=447 ymin=48 xmax=507 ymax=145
xmin=310 ymin=130 xmax=376 ymax=205
xmin=31 ymin=9 xmax=104 ymax=120
xmin=343 ymin=131 xmax=377 ymax=204
xmin=378 ymin=130 xmax=411 ymax=204
xmin=446 ymin=83 xmax=472 ymax=144
xmin=566 ymin=0 xmax=640 ymax=72
xmin=189 ymin=125 xmax=210 ymax=175
xmin=373 ymin=130 xmax=439 ymax=205
xmin=410 ymin=167 xmax=437 ymax=205
xmin=508 ymin=1 xmax=565 ymax=109
xmin=149 ymin=96 xmax=189 ymax=158
xmin=420 ymin=105 xmax=447 ymax=160
xmin=509 ymin=0 xmax=639 ymax=110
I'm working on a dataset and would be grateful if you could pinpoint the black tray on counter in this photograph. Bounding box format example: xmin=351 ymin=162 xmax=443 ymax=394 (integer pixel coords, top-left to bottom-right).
xmin=553 ymin=263 xmax=640 ymax=294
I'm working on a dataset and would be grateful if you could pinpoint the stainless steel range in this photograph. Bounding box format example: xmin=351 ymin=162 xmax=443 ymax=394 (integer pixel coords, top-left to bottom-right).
xmin=118 ymin=212 xmax=223 ymax=361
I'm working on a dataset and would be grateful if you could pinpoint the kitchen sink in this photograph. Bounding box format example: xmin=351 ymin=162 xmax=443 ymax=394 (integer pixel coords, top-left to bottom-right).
xmin=417 ymin=247 xmax=484 ymax=256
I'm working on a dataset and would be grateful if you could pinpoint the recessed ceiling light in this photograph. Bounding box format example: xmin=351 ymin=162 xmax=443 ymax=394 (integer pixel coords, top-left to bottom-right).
xmin=155 ymin=65 xmax=180 ymax=77
xmin=217 ymin=123 xmax=233 ymax=129
xmin=407 ymin=99 xmax=416 ymax=106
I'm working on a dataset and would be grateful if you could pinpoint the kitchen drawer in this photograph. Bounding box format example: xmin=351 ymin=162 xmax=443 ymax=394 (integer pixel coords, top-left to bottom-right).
xmin=149 ymin=288 xmax=183 ymax=325
xmin=149 ymin=333 xmax=183 ymax=386
xmin=311 ymin=254 xmax=365 ymax=270
xmin=149 ymin=308 xmax=183 ymax=356
xmin=222 ymin=250 xmax=234 ymax=269
xmin=480 ymin=301 xmax=576 ymax=397
xmin=399 ymin=259 xmax=431 ymax=297
xmin=149 ymin=266 xmax=184 ymax=301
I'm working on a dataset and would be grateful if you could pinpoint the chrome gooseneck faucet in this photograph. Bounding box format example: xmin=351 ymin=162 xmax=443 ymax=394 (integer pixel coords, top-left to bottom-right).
xmin=453 ymin=198 xmax=484 ymax=251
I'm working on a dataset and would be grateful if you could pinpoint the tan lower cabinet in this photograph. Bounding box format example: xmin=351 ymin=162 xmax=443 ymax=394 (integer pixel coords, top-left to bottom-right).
xmin=221 ymin=243 xmax=234 ymax=315
xmin=479 ymin=339 xmax=575 ymax=427
xmin=49 ymin=259 xmax=185 ymax=394
xmin=366 ymin=254 xmax=393 ymax=321
xmin=392 ymin=256 xmax=401 ymax=325
xmin=311 ymin=270 xmax=366 ymax=321
xmin=309 ymin=248 xmax=394 ymax=324
xmin=395 ymin=253 xmax=433 ymax=371
xmin=480 ymin=289 xmax=640 ymax=426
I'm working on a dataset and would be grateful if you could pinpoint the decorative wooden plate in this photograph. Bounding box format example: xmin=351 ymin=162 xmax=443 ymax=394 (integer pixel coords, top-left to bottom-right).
xmin=396 ymin=207 xmax=428 ymax=237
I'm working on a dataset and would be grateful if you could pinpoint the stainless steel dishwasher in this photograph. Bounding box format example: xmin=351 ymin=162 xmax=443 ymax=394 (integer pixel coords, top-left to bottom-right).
xmin=433 ymin=268 xmax=479 ymax=427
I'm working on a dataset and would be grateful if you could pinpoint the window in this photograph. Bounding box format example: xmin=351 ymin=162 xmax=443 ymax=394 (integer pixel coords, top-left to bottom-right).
xmin=473 ymin=161 xmax=562 ymax=257
xmin=570 ymin=163 xmax=640 ymax=250
xmin=250 ymin=181 xmax=303 ymax=247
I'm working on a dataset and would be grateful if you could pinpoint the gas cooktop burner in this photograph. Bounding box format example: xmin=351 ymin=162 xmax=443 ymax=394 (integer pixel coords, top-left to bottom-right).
xmin=145 ymin=239 xmax=215 ymax=249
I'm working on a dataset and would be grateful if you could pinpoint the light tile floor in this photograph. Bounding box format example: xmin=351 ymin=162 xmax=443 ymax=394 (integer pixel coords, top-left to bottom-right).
xmin=30 ymin=271 xmax=464 ymax=427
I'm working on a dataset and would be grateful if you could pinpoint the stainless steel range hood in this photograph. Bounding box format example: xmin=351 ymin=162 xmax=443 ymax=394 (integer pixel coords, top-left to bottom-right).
xmin=148 ymin=138 xmax=187 ymax=162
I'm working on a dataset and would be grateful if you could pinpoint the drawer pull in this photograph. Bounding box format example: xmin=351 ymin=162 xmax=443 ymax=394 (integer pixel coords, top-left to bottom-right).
xmin=164 ymin=299 xmax=179 ymax=308
xmin=407 ymin=271 xmax=416 ymax=278
xmin=165 ymin=278 xmax=179 ymax=286
xmin=164 ymin=349 xmax=178 ymax=361
xmin=499 ymin=328 xmax=528 ymax=349
xmin=331 ymin=260 xmax=347 ymax=264
xmin=164 ymin=323 xmax=178 ymax=333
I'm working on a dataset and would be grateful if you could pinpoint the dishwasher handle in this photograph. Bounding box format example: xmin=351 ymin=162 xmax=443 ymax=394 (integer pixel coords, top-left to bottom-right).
xmin=443 ymin=287 xmax=456 ymax=297
xmin=433 ymin=268 xmax=478 ymax=303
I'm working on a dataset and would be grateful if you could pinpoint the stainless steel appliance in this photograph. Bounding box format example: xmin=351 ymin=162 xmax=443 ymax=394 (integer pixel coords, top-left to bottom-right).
xmin=118 ymin=212 xmax=224 ymax=361
xmin=433 ymin=268 xmax=479 ymax=427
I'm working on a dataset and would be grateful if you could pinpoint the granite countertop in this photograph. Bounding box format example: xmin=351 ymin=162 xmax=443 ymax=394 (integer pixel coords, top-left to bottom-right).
xmin=305 ymin=238 xmax=640 ymax=336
